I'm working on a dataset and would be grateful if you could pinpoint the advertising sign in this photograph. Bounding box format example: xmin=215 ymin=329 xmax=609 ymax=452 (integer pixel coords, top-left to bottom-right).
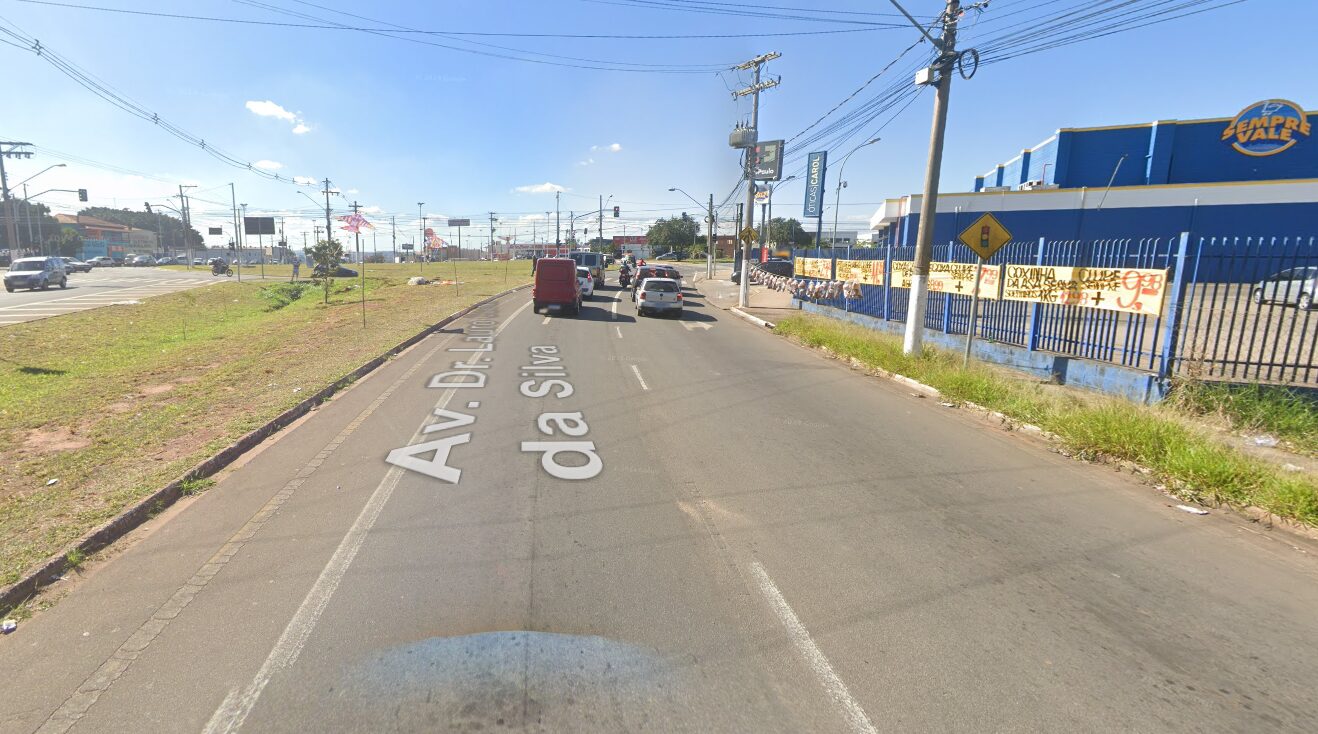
xmin=243 ymin=217 xmax=276 ymax=236
xmin=833 ymin=258 xmax=884 ymax=285
xmin=1222 ymin=99 xmax=1311 ymax=157
xmin=891 ymin=260 xmax=1001 ymax=299
xmin=446 ymin=218 xmax=471 ymax=227
xmin=750 ymin=139 xmax=785 ymax=181
xmin=803 ymin=151 xmax=828 ymax=218
xmin=1001 ymin=265 xmax=1169 ymax=316
xmin=793 ymin=257 xmax=832 ymax=279
xmin=208 ymin=227 xmax=223 ymax=236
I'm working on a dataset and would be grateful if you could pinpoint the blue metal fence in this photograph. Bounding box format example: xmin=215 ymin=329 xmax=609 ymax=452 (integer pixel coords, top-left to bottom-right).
xmin=787 ymin=234 xmax=1318 ymax=386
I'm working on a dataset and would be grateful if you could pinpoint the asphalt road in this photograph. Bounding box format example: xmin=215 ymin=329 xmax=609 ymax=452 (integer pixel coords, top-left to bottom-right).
xmin=0 ymin=267 xmax=216 ymax=327
xmin=3 ymin=274 xmax=1317 ymax=733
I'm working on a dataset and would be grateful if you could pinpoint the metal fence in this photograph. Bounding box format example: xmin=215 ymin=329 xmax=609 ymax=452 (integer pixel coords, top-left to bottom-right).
xmin=789 ymin=234 xmax=1318 ymax=386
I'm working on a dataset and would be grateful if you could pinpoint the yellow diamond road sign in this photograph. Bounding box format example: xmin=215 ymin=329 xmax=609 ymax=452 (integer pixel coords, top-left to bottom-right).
xmin=958 ymin=212 xmax=1012 ymax=261
xmin=739 ymin=227 xmax=758 ymax=244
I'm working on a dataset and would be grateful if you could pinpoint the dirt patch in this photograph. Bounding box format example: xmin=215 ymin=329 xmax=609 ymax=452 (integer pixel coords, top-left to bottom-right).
xmin=105 ymin=402 xmax=133 ymax=414
xmin=140 ymin=384 xmax=175 ymax=396
xmin=23 ymin=427 xmax=91 ymax=454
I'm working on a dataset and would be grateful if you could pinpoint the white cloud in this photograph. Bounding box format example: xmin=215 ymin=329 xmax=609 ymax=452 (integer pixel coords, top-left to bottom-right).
xmin=363 ymin=205 xmax=383 ymax=214
xmin=576 ymin=158 xmax=595 ymax=167
xmin=513 ymin=182 xmax=567 ymax=194
xmin=608 ymin=143 xmax=622 ymax=152
xmin=292 ymin=123 xmax=311 ymax=135
xmin=293 ymin=175 xmax=317 ymax=186
xmin=246 ymin=100 xmax=296 ymax=121
xmin=253 ymin=159 xmax=284 ymax=170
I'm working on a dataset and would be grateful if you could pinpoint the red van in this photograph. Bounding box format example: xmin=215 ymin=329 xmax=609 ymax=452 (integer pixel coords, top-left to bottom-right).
xmin=533 ymin=258 xmax=582 ymax=315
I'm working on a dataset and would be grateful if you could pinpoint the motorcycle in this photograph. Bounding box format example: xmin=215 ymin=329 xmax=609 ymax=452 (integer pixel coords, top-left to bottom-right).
xmin=618 ymin=265 xmax=632 ymax=289
xmin=211 ymin=260 xmax=233 ymax=277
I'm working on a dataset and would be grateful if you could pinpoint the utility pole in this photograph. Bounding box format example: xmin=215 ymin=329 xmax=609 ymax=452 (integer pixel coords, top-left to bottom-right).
xmin=598 ymin=195 xmax=604 ymax=255
xmin=706 ymin=193 xmax=715 ymax=279
xmin=417 ymin=203 xmax=425 ymax=272
xmin=350 ymin=201 xmax=365 ymax=327
xmin=229 ymin=185 xmax=242 ymax=282
xmin=890 ymin=0 xmax=981 ymax=355
xmin=731 ymin=52 xmax=780 ymax=308
xmin=489 ymin=212 xmax=497 ymax=259
xmin=178 ymin=184 xmax=196 ymax=269
xmin=391 ymin=215 xmax=396 ymax=262
xmin=2 ymin=142 xmax=34 ymax=258
xmin=321 ymin=178 xmax=334 ymax=250
xmin=555 ymin=191 xmax=561 ymax=247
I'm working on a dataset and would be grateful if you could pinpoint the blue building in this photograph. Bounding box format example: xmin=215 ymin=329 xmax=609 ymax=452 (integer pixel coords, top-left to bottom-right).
xmin=872 ymin=99 xmax=1318 ymax=247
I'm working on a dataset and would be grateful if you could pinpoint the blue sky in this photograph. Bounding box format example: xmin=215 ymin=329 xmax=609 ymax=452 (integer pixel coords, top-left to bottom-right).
xmin=1 ymin=0 xmax=1309 ymax=249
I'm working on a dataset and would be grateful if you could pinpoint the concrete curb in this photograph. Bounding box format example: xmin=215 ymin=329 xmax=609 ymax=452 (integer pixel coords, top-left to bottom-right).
xmin=730 ymin=307 xmax=775 ymax=329
xmin=0 ymin=284 xmax=531 ymax=614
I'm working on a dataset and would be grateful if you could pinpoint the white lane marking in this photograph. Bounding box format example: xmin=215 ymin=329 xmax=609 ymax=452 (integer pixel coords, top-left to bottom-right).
xmin=611 ymin=299 xmax=618 ymax=319
xmin=615 ymin=326 xmax=623 ymax=339
xmin=542 ymin=315 xmax=552 ymax=325
xmin=750 ymin=562 xmax=877 ymax=734
xmin=204 ymin=299 xmax=528 ymax=734
xmin=680 ymin=321 xmax=713 ymax=331
xmin=630 ymin=364 xmax=649 ymax=391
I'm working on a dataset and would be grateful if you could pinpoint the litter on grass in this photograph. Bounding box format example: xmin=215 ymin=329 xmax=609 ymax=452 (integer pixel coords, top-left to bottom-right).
xmin=1176 ymin=505 xmax=1210 ymax=516
xmin=1252 ymin=435 xmax=1280 ymax=447
xmin=1 ymin=619 xmax=16 ymax=634
xmin=45 ymin=478 xmax=59 ymax=487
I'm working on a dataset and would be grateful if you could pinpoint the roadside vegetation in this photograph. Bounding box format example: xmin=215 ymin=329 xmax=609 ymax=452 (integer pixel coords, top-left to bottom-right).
xmin=774 ymin=314 xmax=1318 ymax=528
xmin=0 ymin=261 xmax=531 ymax=588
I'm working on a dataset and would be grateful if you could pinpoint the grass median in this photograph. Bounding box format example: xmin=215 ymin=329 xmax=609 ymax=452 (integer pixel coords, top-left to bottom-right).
xmin=0 ymin=261 xmax=532 ymax=587
xmin=774 ymin=314 xmax=1318 ymax=528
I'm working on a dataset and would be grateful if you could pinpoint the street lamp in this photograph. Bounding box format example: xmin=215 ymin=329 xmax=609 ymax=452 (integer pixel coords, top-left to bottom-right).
xmin=833 ymin=137 xmax=880 ymax=257
xmin=13 ymin=163 xmax=66 ymax=190
xmin=764 ymin=174 xmax=798 ymax=253
xmin=14 ymin=164 xmax=65 ymax=254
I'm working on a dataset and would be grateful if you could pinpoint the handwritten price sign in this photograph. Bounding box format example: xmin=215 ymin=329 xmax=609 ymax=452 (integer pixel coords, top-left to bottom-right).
xmin=794 ymin=257 xmax=833 ymax=279
xmin=1001 ymin=265 xmax=1169 ymax=316
xmin=891 ymin=261 xmax=1001 ymax=300
xmin=833 ymin=259 xmax=885 ymax=285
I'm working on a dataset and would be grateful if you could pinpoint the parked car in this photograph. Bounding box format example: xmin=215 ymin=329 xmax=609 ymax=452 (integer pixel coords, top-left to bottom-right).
xmin=636 ymin=277 xmax=683 ymax=317
xmin=655 ymin=251 xmax=687 ymax=261
xmin=87 ymin=256 xmax=114 ymax=268
xmin=129 ymin=255 xmax=154 ymax=267
xmin=1253 ymin=266 xmax=1315 ymax=311
xmin=4 ymin=256 xmax=68 ymax=292
xmin=192 ymin=258 xmax=206 ymax=266
xmin=533 ymin=258 xmax=582 ymax=315
xmin=312 ymin=264 xmax=358 ymax=278
xmin=576 ymin=266 xmax=596 ymax=300
xmin=731 ymin=258 xmax=793 ymax=284
xmin=61 ymin=257 xmax=93 ymax=273
xmin=154 ymin=256 xmax=175 ymax=265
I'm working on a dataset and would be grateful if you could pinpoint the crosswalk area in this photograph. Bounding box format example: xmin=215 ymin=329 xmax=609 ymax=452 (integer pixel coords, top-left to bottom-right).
xmin=0 ymin=269 xmax=219 ymax=326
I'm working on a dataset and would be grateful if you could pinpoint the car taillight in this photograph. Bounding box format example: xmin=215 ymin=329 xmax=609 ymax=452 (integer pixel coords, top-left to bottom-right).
xmin=639 ymin=292 xmax=647 ymax=300
xmin=676 ymin=293 xmax=683 ymax=300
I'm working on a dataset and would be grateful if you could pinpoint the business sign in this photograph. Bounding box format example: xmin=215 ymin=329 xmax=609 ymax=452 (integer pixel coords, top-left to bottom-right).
xmin=750 ymin=139 xmax=785 ymax=181
xmin=834 ymin=258 xmax=884 ymax=285
xmin=208 ymin=227 xmax=223 ymax=236
xmin=1223 ymin=99 xmax=1311 ymax=157
xmin=401 ymin=243 xmax=414 ymax=250
xmin=446 ymin=218 xmax=471 ymax=227
xmin=1001 ymin=265 xmax=1168 ymax=316
xmin=793 ymin=257 xmax=832 ymax=279
xmin=803 ymin=151 xmax=828 ymax=219
xmin=754 ymin=189 xmax=770 ymax=204
xmin=891 ymin=260 xmax=1001 ymax=299
xmin=243 ymin=216 xmax=276 ymax=236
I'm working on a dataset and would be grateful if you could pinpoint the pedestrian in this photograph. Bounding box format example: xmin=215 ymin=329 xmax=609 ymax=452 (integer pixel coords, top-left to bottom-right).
xmin=292 ymin=259 xmax=300 ymax=281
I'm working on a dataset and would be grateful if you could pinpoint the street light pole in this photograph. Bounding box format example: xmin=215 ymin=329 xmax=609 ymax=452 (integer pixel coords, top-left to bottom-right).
xmin=833 ymin=138 xmax=880 ymax=258
xmin=418 ymin=202 xmax=425 ymax=273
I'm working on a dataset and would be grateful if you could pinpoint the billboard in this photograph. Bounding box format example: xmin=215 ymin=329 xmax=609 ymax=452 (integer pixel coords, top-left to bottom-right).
xmin=447 ymin=218 xmax=471 ymax=227
xmin=803 ymin=151 xmax=828 ymax=218
xmin=208 ymin=227 xmax=223 ymax=236
xmin=243 ymin=217 xmax=276 ymax=236
xmin=751 ymin=139 xmax=784 ymax=181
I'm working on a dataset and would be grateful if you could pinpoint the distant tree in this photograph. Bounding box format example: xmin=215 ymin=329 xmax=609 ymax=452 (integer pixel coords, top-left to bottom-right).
xmin=767 ymin=217 xmax=812 ymax=247
xmin=646 ymin=215 xmax=699 ymax=253
xmin=53 ymin=228 xmax=83 ymax=257
xmin=308 ymin=238 xmax=344 ymax=304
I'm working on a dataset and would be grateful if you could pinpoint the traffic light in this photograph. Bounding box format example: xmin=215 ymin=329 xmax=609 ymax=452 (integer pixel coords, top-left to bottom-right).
xmin=144 ymin=202 xmax=152 ymax=213
xmin=612 ymin=206 xmax=620 ymax=218
xmin=78 ymin=189 xmax=88 ymax=202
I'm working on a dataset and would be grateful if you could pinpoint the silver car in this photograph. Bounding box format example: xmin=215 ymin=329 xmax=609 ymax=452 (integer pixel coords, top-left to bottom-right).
xmin=636 ymin=277 xmax=683 ymax=317
xmin=1253 ymin=266 xmax=1315 ymax=311
xmin=4 ymin=256 xmax=68 ymax=292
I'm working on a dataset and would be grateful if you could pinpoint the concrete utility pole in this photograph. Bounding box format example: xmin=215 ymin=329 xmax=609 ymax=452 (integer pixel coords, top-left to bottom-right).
xmin=706 ymin=193 xmax=715 ymax=279
xmin=489 ymin=212 xmax=497 ymax=259
xmin=351 ymin=200 xmax=365 ymax=327
xmin=418 ymin=203 xmax=425 ymax=271
xmin=555 ymin=191 xmax=561 ymax=246
xmin=0 ymin=142 xmax=33 ymax=258
xmin=391 ymin=215 xmax=396 ymax=262
xmin=890 ymin=0 xmax=982 ymax=356
xmin=731 ymin=52 xmax=780 ymax=308
xmin=179 ymin=184 xmax=196 ymax=269
xmin=321 ymin=178 xmax=334 ymax=247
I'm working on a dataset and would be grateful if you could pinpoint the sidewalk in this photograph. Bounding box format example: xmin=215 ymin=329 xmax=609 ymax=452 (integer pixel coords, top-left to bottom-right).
xmin=692 ymin=264 xmax=797 ymax=317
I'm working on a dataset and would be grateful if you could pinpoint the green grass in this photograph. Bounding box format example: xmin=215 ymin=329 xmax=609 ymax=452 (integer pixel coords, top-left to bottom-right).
xmin=64 ymin=548 xmax=85 ymax=570
xmin=1167 ymin=381 xmax=1318 ymax=456
xmin=0 ymin=261 xmax=531 ymax=589
xmin=774 ymin=314 xmax=1318 ymax=527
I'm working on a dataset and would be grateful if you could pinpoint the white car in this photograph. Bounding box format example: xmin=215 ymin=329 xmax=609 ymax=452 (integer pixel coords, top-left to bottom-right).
xmin=576 ymin=266 xmax=595 ymax=300
xmin=636 ymin=277 xmax=682 ymax=317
